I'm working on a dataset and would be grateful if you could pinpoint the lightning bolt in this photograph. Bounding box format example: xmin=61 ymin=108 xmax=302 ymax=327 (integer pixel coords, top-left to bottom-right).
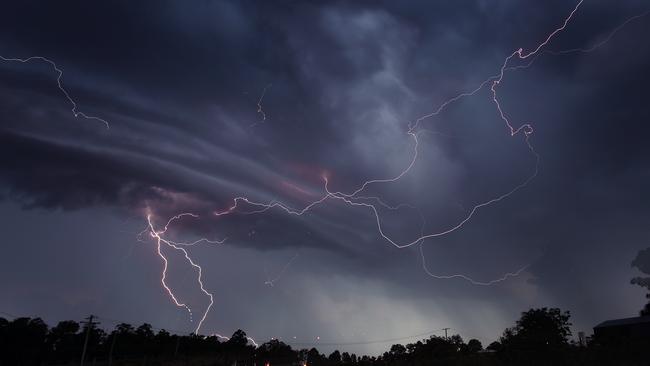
xmin=318 ymin=1 xmax=587 ymax=247
xmin=257 ymin=84 xmax=271 ymax=122
xmin=204 ymin=0 xmax=601 ymax=277
xmin=250 ymin=83 xmax=272 ymax=128
xmin=419 ymin=244 xmax=529 ymax=286
xmin=0 ymin=55 xmax=110 ymax=129
xmin=264 ymin=252 xmax=300 ymax=287
xmin=144 ymin=212 xmax=225 ymax=333
xmin=3 ymin=0 xmax=644 ymax=343
xmin=216 ymin=0 xmax=585 ymax=252
xmin=212 ymin=333 xmax=259 ymax=347
xmin=139 ymin=0 xmax=650 ymax=338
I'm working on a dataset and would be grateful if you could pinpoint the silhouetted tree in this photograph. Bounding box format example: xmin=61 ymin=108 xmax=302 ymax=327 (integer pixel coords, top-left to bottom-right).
xmin=3 ymin=317 xmax=48 ymax=366
xmin=256 ymin=339 xmax=296 ymax=365
xmin=224 ymin=329 xmax=254 ymax=365
xmin=115 ymin=322 xmax=134 ymax=334
xmin=7 ymin=307 xmax=650 ymax=366
xmin=111 ymin=322 xmax=138 ymax=359
xmin=341 ymin=351 xmax=353 ymax=365
xmin=307 ymin=347 xmax=328 ymax=366
xmin=229 ymin=329 xmax=250 ymax=347
xmin=297 ymin=348 xmax=309 ymax=364
xmin=135 ymin=323 xmax=154 ymax=339
xmin=631 ymin=247 xmax=650 ymax=316
xmin=0 ymin=317 xmax=8 ymax=356
xmin=424 ymin=335 xmax=462 ymax=359
xmin=328 ymin=350 xmax=342 ymax=365
xmin=47 ymin=320 xmax=81 ymax=363
xmin=640 ymin=302 xmax=650 ymax=316
xmin=382 ymin=343 xmax=406 ymax=366
xmin=500 ymin=307 xmax=572 ymax=359
xmin=487 ymin=341 xmax=502 ymax=352
xmin=152 ymin=328 xmax=172 ymax=357
xmin=466 ymin=338 xmax=483 ymax=353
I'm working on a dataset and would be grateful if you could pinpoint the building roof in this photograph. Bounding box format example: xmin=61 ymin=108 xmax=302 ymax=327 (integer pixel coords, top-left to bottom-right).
xmin=594 ymin=316 xmax=650 ymax=329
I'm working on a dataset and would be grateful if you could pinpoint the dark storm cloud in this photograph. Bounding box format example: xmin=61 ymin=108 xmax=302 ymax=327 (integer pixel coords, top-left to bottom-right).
xmin=2 ymin=0 xmax=650 ymax=349
xmin=0 ymin=1 xmax=645 ymax=246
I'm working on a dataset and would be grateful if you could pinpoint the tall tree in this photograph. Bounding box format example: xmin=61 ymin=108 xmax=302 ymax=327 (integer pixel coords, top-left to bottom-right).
xmin=256 ymin=339 xmax=296 ymax=365
xmin=631 ymin=248 xmax=650 ymax=316
xmin=47 ymin=320 xmax=81 ymax=362
xmin=466 ymin=339 xmax=483 ymax=353
xmin=500 ymin=307 xmax=572 ymax=355
xmin=328 ymin=350 xmax=342 ymax=365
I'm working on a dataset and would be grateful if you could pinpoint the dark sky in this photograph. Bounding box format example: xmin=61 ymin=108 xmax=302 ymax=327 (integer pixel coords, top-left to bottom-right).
xmin=1 ymin=0 xmax=650 ymax=355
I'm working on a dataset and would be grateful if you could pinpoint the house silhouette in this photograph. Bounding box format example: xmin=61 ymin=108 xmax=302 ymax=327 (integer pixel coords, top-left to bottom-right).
xmin=593 ymin=315 xmax=650 ymax=347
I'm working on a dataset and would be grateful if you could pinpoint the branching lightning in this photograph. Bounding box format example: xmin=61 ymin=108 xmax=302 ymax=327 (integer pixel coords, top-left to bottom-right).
xmin=143 ymin=212 xmax=225 ymax=333
xmin=419 ymin=244 xmax=529 ymax=286
xmin=211 ymin=1 xmax=588 ymax=256
xmin=251 ymin=83 xmax=272 ymax=128
xmin=142 ymin=0 xmax=650 ymax=335
xmin=0 ymin=55 xmax=110 ymax=129
xmin=213 ymin=333 xmax=260 ymax=347
xmin=257 ymin=84 xmax=271 ymax=122
xmin=6 ymin=0 xmax=623 ymax=340
xmin=264 ymin=252 xmax=300 ymax=287
xmin=133 ymin=1 xmax=650 ymax=342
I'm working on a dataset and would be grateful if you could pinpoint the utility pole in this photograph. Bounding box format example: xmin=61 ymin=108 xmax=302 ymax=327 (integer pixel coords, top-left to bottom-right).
xmin=108 ymin=332 xmax=117 ymax=366
xmin=174 ymin=335 xmax=181 ymax=358
xmin=442 ymin=328 xmax=450 ymax=340
xmin=80 ymin=315 xmax=99 ymax=366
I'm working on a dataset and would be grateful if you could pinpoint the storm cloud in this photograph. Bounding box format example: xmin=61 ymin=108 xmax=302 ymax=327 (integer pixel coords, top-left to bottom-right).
xmin=1 ymin=0 xmax=650 ymax=355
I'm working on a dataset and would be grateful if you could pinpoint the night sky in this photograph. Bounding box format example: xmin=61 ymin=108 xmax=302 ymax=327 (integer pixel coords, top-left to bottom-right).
xmin=1 ymin=0 xmax=650 ymax=355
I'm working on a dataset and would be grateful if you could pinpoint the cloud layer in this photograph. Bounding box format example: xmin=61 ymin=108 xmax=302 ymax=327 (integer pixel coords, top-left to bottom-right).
xmin=1 ymin=0 xmax=650 ymax=354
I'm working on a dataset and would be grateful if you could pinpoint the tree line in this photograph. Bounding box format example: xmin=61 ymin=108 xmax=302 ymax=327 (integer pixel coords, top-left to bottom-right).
xmin=1 ymin=306 xmax=648 ymax=366
xmin=3 ymin=240 xmax=649 ymax=366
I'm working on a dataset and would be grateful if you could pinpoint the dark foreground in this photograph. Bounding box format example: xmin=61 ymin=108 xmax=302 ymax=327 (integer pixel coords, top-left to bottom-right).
xmin=1 ymin=308 xmax=649 ymax=366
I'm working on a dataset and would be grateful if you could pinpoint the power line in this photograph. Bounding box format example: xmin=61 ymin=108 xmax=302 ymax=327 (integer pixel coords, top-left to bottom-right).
xmin=1 ymin=309 xmax=453 ymax=348
xmin=0 ymin=310 xmax=19 ymax=319
xmin=449 ymin=328 xmax=496 ymax=343
xmin=289 ymin=328 xmax=447 ymax=347
xmin=91 ymin=313 xmax=449 ymax=347
xmin=94 ymin=315 xmax=194 ymax=336
xmin=80 ymin=315 xmax=99 ymax=366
